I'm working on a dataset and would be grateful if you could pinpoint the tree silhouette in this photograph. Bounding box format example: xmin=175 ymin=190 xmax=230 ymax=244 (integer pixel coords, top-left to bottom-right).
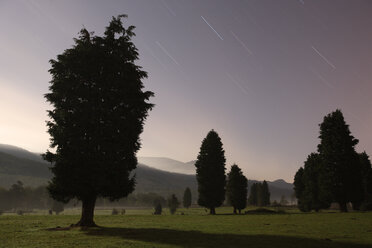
xmin=43 ymin=15 xmax=154 ymax=226
xmin=195 ymin=130 xmax=226 ymax=214
xmin=183 ymin=187 xmax=192 ymax=209
xmin=167 ymin=194 xmax=180 ymax=215
xmin=294 ymin=153 xmax=330 ymax=212
xmin=317 ymin=110 xmax=361 ymax=212
xmin=248 ymin=183 xmax=258 ymax=206
xmin=226 ymin=164 xmax=247 ymax=214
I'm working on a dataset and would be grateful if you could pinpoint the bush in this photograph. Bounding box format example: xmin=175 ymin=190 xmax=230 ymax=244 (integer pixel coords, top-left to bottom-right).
xmin=154 ymin=203 xmax=162 ymax=215
xmin=16 ymin=210 xmax=24 ymax=215
xmin=0 ymin=210 xmax=3 ymax=215
xmin=121 ymin=209 xmax=126 ymax=215
xmin=112 ymin=208 xmax=119 ymax=215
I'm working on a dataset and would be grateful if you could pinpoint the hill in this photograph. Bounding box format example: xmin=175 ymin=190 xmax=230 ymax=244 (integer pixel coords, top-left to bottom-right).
xmin=138 ymin=157 xmax=195 ymax=174
xmin=0 ymin=144 xmax=293 ymax=201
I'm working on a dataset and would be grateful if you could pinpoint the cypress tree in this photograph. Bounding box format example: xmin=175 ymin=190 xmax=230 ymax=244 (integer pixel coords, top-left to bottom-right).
xmin=195 ymin=130 xmax=226 ymax=215
xmin=226 ymin=164 xmax=248 ymax=214
xmin=183 ymin=187 xmax=192 ymax=209
xmin=43 ymin=15 xmax=154 ymax=226
xmin=317 ymin=110 xmax=362 ymax=212
xmin=248 ymin=183 xmax=258 ymax=206
xmin=261 ymin=180 xmax=270 ymax=206
xmin=167 ymin=194 xmax=180 ymax=215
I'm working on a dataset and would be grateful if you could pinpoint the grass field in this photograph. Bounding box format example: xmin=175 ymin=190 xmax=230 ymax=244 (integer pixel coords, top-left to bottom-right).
xmin=0 ymin=207 xmax=372 ymax=248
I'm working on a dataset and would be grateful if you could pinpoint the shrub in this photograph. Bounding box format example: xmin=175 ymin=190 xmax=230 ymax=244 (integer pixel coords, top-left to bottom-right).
xmin=121 ymin=209 xmax=126 ymax=215
xmin=112 ymin=208 xmax=119 ymax=215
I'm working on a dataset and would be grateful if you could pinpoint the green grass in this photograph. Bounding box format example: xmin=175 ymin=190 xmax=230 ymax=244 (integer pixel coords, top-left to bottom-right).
xmin=1 ymin=207 xmax=372 ymax=248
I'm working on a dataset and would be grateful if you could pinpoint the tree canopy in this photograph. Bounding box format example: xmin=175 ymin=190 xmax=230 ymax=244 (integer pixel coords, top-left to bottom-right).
xmin=195 ymin=130 xmax=226 ymax=214
xmin=43 ymin=15 xmax=154 ymax=226
xmin=226 ymin=164 xmax=248 ymax=214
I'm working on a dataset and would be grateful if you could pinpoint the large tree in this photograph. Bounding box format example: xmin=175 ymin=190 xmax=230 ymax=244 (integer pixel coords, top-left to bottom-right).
xmin=195 ymin=130 xmax=226 ymax=214
xmin=317 ymin=110 xmax=362 ymax=212
xmin=261 ymin=180 xmax=270 ymax=206
xmin=226 ymin=164 xmax=248 ymax=214
xmin=183 ymin=187 xmax=192 ymax=209
xmin=44 ymin=15 xmax=154 ymax=226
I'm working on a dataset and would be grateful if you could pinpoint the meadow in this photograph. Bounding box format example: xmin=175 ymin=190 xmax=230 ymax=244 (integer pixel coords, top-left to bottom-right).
xmin=0 ymin=207 xmax=372 ymax=248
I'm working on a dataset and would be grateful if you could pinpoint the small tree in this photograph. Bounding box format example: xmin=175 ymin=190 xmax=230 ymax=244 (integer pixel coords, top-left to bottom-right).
xmin=195 ymin=130 xmax=226 ymax=215
xmin=261 ymin=181 xmax=270 ymax=206
xmin=226 ymin=164 xmax=248 ymax=214
xmin=167 ymin=194 xmax=179 ymax=215
xmin=154 ymin=203 xmax=162 ymax=215
xmin=51 ymin=200 xmax=64 ymax=215
xmin=43 ymin=15 xmax=154 ymax=226
xmin=183 ymin=187 xmax=192 ymax=209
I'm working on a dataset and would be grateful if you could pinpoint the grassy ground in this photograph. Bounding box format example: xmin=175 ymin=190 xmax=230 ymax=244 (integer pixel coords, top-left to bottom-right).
xmin=0 ymin=207 xmax=372 ymax=248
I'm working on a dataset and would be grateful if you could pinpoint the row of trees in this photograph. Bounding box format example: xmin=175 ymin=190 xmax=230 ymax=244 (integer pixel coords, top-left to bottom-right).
xmin=294 ymin=110 xmax=372 ymax=212
xmin=247 ymin=181 xmax=270 ymax=207
xmin=195 ymin=130 xmax=252 ymax=214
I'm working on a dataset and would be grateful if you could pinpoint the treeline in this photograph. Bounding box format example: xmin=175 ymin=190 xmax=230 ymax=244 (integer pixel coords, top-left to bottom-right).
xmin=247 ymin=181 xmax=270 ymax=207
xmin=294 ymin=110 xmax=372 ymax=212
xmin=0 ymin=180 xmax=189 ymax=213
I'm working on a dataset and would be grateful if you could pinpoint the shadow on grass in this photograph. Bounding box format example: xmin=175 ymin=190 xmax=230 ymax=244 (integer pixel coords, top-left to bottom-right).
xmin=83 ymin=227 xmax=371 ymax=248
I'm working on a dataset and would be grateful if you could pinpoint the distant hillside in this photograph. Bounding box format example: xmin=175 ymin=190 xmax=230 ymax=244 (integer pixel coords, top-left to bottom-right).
xmin=0 ymin=144 xmax=44 ymax=163
xmin=138 ymin=157 xmax=195 ymax=175
xmin=0 ymin=144 xmax=293 ymax=201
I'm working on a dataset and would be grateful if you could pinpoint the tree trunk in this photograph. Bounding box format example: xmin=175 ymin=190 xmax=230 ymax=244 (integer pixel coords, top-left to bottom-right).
xmin=75 ymin=197 xmax=97 ymax=227
xmin=233 ymin=207 xmax=237 ymax=214
xmin=339 ymin=202 xmax=348 ymax=212
xmin=210 ymin=207 xmax=216 ymax=215
xmin=238 ymin=209 xmax=241 ymax=214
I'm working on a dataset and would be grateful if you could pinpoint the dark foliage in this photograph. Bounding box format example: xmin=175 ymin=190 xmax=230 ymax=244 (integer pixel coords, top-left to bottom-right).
xmin=43 ymin=15 xmax=153 ymax=226
xmin=294 ymin=153 xmax=330 ymax=212
xmin=248 ymin=181 xmax=270 ymax=207
xmin=183 ymin=187 xmax=192 ymax=209
xmin=226 ymin=164 xmax=247 ymax=214
xmin=317 ymin=110 xmax=363 ymax=212
xmin=154 ymin=203 xmax=162 ymax=215
xmin=195 ymin=130 xmax=226 ymax=214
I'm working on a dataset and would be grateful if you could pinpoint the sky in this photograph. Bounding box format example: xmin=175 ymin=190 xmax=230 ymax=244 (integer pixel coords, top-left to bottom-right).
xmin=0 ymin=0 xmax=371 ymax=182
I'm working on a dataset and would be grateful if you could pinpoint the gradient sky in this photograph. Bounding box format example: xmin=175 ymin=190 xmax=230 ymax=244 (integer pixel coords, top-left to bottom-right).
xmin=0 ymin=0 xmax=371 ymax=182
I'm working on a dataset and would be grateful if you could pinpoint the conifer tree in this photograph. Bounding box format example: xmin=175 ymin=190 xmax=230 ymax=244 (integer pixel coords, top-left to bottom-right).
xmin=317 ymin=110 xmax=362 ymax=212
xmin=183 ymin=187 xmax=192 ymax=209
xmin=226 ymin=164 xmax=248 ymax=214
xmin=248 ymin=183 xmax=258 ymax=206
xmin=44 ymin=15 xmax=154 ymax=226
xmin=195 ymin=130 xmax=226 ymax=214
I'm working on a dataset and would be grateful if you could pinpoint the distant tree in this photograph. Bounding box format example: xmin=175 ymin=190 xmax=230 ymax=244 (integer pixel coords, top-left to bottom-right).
xmin=248 ymin=183 xmax=258 ymax=206
xmin=167 ymin=194 xmax=180 ymax=215
xmin=195 ymin=130 xmax=226 ymax=215
xmin=43 ymin=15 xmax=154 ymax=226
xmin=261 ymin=181 xmax=270 ymax=206
xmin=154 ymin=203 xmax=162 ymax=215
xmin=51 ymin=200 xmax=64 ymax=215
xmin=294 ymin=167 xmax=307 ymax=211
xmin=226 ymin=164 xmax=248 ymax=214
xmin=183 ymin=187 xmax=192 ymax=209
xmin=317 ymin=110 xmax=362 ymax=212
